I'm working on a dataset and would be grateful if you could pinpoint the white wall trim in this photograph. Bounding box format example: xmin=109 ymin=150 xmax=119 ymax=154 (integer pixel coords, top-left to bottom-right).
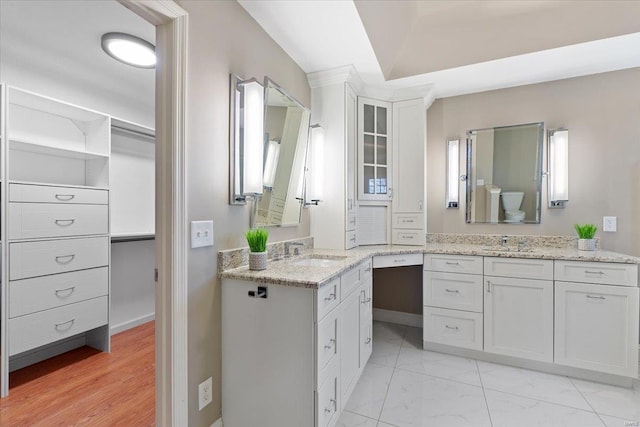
xmin=373 ymin=308 xmax=423 ymax=328
xmin=110 ymin=313 xmax=155 ymax=336
xmin=307 ymin=65 xmax=362 ymax=90
xmin=119 ymin=1 xmax=189 ymax=426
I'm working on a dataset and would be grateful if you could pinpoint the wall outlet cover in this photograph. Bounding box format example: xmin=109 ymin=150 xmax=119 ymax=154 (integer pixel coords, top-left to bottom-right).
xmin=198 ymin=377 xmax=213 ymax=410
xmin=603 ymin=216 xmax=617 ymax=232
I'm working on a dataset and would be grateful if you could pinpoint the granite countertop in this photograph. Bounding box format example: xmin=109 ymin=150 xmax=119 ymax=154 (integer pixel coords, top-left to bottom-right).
xmin=219 ymin=244 xmax=640 ymax=289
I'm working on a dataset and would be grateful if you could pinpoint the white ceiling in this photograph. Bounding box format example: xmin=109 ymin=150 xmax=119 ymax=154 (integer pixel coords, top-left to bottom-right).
xmin=238 ymin=0 xmax=640 ymax=98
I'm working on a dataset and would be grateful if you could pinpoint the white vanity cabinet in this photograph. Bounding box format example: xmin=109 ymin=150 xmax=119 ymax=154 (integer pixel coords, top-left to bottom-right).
xmin=554 ymin=261 xmax=639 ymax=377
xmin=221 ymin=258 xmax=372 ymax=427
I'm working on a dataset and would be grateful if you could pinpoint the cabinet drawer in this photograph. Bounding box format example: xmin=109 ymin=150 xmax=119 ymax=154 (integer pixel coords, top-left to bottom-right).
xmin=9 ymin=267 xmax=108 ymax=318
xmin=424 ymin=271 xmax=483 ymax=312
xmin=423 ymin=306 xmax=483 ymax=351
xmin=555 ymin=281 xmax=639 ymax=377
xmin=9 ymin=183 xmax=108 ymax=205
xmin=484 ymin=257 xmax=553 ymax=280
xmin=345 ymin=231 xmax=357 ymax=249
xmin=9 ymin=203 xmax=108 ymax=239
xmin=555 ymin=260 xmax=638 ymax=287
xmin=392 ymin=213 xmax=424 ymax=229
xmin=391 ymin=229 xmax=424 ymax=246
xmin=373 ymin=253 xmax=422 ymax=268
xmin=9 ymin=296 xmax=108 ymax=356
xmin=360 ymin=282 xmax=372 ymax=320
xmin=317 ymin=308 xmax=339 ymax=382
xmin=346 ymin=213 xmax=357 ymax=232
xmin=424 ymin=254 xmax=483 ymax=275
xmin=316 ymin=277 xmax=340 ymax=321
xmin=341 ymin=266 xmax=362 ymax=299
xmin=316 ymin=358 xmax=339 ymax=427
xmin=10 ymin=236 xmax=109 ymax=280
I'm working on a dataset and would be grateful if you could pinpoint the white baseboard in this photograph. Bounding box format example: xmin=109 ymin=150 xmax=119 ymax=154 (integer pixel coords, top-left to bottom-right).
xmin=373 ymin=308 xmax=422 ymax=328
xmin=211 ymin=418 xmax=223 ymax=427
xmin=10 ymin=335 xmax=86 ymax=372
xmin=110 ymin=312 xmax=155 ymax=335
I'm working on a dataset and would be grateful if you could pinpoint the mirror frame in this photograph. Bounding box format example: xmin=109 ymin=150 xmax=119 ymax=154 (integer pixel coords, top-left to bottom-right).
xmin=465 ymin=122 xmax=544 ymax=224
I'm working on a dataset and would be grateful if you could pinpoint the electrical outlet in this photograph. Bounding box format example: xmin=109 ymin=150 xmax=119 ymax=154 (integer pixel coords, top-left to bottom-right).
xmin=603 ymin=216 xmax=617 ymax=232
xmin=198 ymin=377 xmax=212 ymax=410
xmin=191 ymin=220 xmax=214 ymax=248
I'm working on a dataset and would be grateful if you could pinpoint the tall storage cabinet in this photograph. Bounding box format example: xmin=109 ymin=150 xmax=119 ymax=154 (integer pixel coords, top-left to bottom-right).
xmin=0 ymin=86 xmax=111 ymax=395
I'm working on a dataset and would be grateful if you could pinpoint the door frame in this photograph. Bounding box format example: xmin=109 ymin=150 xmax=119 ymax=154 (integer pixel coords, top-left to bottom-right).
xmin=118 ymin=1 xmax=189 ymax=425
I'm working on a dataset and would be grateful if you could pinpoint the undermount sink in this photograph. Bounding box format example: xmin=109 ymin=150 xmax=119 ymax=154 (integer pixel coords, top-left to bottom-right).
xmin=482 ymin=246 xmax=535 ymax=253
xmin=291 ymin=254 xmax=347 ymax=267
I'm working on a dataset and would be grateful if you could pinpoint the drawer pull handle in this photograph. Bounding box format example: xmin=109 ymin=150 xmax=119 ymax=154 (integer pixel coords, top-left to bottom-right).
xmin=585 ymin=270 xmax=605 ymax=275
xmin=55 ymin=286 xmax=75 ymax=297
xmin=445 ymin=289 xmax=460 ymax=294
xmin=324 ymin=338 xmax=336 ymax=350
xmin=402 ymin=235 xmax=415 ymax=239
xmin=486 ymin=280 xmax=491 ymax=293
xmin=54 ymin=319 xmax=75 ymax=331
xmin=55 ymin=194 xmax=75 ymax=201
xmin=401 ymin=219 xmax=414 ymax=223
xmin=324 ymin=398 xmax=337 ymax=413
xmin=324 ymin=292 xmax=337 ymax=302
xmin=55 ymin=219 xmax=76 ymax=226
xmin=445 ymin=325 xmax=459 ymax=331
xmin=362 ymin=297 xmax=372 ymax=304
xmin=364 ymin=267 xmax=371 ymax=272
xmin=55 ymin=254 xmax=76 ymax=264
xmin=586 ymin=295 xmax=606 ymax=300
xmin=394 ymin=259 xmax=406 ymax=263
xmin=445 ymin=261 xmax=460 ymax=265
xmin=365 ymin=337 xmax=371 ymax=344
xmin=350 ymin=236 xmax=356 ymax=243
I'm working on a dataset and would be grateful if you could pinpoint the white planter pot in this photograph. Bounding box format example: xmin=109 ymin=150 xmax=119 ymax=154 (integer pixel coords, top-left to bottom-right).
xmin=578 ymin=239 xmax=596 ymax=251
xmin=249 ymin=251 xmax=267 ymax=271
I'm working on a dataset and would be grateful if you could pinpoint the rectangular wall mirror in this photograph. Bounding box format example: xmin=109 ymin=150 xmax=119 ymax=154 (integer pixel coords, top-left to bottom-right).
xmin=466 ymin=122 xmax=544 ymax=224
xmin=254 ymin=78 xmax=311 ymax=227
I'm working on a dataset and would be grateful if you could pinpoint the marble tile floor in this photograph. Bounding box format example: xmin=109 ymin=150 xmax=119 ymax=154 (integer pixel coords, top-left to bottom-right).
xmin=337 ymin=321 xmax=640 ymax=427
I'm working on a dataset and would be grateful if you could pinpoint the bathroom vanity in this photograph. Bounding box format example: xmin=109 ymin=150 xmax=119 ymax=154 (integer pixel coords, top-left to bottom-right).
xmin=219 ymin=237 xmax=640 ymax=427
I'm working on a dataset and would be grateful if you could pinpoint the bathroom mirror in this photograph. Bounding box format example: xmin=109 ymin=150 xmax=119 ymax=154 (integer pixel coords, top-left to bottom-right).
xmin=254 ymin=78 xmax=311 ymax=227
xmin=466 ymin=122 xmax=544 ymax=224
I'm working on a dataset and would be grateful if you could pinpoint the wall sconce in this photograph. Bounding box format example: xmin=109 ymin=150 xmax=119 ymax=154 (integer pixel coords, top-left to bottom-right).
xmin=229 ymin=74 xmax=264 ymax=204
xmin=446 ymin=139 xmax=460 ymax=208
xmin=263 ymin=139 xmax=280 ymax=189
xmin=303 ymin=124 xmax=324 ymax=206
xmin=548 ymin=128 xmax=569 ymax=208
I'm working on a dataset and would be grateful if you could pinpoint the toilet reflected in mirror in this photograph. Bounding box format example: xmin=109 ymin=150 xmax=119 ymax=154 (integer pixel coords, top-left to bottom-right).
xmin=501 ymin=191 xmax=525 ymax=223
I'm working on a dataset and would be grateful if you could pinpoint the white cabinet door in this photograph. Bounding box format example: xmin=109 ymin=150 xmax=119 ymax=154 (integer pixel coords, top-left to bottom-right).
xmin=359 ymin=282 xmax=373 ymax=367
xmin=340 ymin=289 xmax=361 ymax=401
xmin=484 ymin=276 xmax=553 ymax=362
xmin=555 ymin=281 xmax=639 ymax=377
xmin=391 ymin=98 xmax=425 ymax=214
xmin=358 ymin=97 xmax=392 ymax=201
xmin=345 ymin=83 xmax=357 ymax=219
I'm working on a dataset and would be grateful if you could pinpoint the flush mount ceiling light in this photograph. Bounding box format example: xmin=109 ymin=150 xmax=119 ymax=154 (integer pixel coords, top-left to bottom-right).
xmin=101 ymin=32 xmax=156 ymax=69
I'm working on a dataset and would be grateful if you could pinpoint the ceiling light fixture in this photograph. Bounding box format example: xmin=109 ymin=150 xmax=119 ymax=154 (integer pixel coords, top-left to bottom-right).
xmin=101 ymin=32 xmax=156 ymax=69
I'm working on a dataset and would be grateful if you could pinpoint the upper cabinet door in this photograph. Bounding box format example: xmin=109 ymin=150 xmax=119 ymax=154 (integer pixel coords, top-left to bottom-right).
xmin=345 ymin=84 xmax=357 ymax=214
xmin=392 ymin=99 xmax=425 ymax=214
xmin=358 ymin=97 xmax=392 ymax=201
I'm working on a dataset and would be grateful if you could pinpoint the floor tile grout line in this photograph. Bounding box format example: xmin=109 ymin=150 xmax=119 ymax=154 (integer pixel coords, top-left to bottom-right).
xmin=342 ymin=409 xmax=379 ymax=424
xmin=476 ymin=359 xmax=495 ymax=427
xmin=375 ymin=326 xmax=404 ymax=423
xmin=393 ymin=366 xmax=484 ymax=389
xmin=481 ymin=385 xmax=602 ymax=414
xmin=568 ymin=377 xmax=608 ymax=426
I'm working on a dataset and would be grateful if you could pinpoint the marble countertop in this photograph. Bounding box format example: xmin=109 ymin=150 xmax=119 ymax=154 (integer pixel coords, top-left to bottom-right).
xmin=219 ymin=244 xmax=640 ymax=289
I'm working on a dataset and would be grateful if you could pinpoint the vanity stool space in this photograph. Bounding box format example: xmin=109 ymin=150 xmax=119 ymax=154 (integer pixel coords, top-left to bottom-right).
xmin=221 ymin=258 xmax=373 ymax=427
xmin=423 ymin=253 xmax=639 ymax=382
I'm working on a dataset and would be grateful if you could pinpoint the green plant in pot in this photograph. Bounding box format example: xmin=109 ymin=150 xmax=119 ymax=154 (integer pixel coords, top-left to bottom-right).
xmin=245 ymin=228 xmax=269 ymax=270
xmin=574 ymin=224 xmax=597 ymax=251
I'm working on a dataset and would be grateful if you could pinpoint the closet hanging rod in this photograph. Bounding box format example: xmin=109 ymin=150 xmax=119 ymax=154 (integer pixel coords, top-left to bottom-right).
xmin=111 ymin=124 xmax=155 ymax=140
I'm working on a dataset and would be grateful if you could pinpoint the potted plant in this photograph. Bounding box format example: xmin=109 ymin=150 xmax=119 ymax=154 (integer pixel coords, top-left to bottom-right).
xmin=574 ymin=224 xmax=597 ymax=251
xmin=245 ymin=228 xmax=269 ymax=270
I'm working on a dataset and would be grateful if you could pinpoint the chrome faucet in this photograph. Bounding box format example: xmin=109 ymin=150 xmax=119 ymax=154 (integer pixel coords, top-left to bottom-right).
xmin=284 ymin=242 xmax=304 ymax=257
xmin=501 ymin=235 xmax=508 ymax=247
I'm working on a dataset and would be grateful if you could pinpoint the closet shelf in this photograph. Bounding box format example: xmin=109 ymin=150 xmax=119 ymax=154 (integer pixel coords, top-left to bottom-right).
xmin=8 ymin=180 xmax=109 ymax=191
xmin=9 ymin=139 xmax=109 ymax=160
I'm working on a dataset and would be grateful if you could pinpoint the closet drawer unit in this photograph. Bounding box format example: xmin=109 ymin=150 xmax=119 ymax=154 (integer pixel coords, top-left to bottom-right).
xmin=316 ymin=277 xmax=340 ymax=321
xmin=555 ymin=260 xmax=638 ymax=287
xmin=9 ymin=267 xmax=109 ymax=318
xmin=9 ymin=296 xmax=108 ymax=356
xmin=317 ymin=308 xmax=339 ymax=384
xmin=9 ymin=183 xmax=108 ymax=205
xmin=9 ymin=203 xmax=108 ymax=240
xmin=392 ymin=229 xmax=424 ymax=245
xmin=345 ymin=231 xmax=357 ymax=249
xmin=373 ymin=253 xmax=422 ymax=268
xmin=316 ymin=358 xmax=339 ymax=427
xmin=341 ymin=265 xmax=362 ymax=299
xmin=270 ymin=197 xmax=285 ymax=214
xmin=10 ymin=236 xmax=109 ymax=280
xmin=424 ymin=254 xmax=483 ymax=275
xmin=424 ymin=271 xmax=483 ymax=312
xmin=424 ymin=306 xmax=483 ymax=351
xmin=346 ymin=213 xmax=357 ymax=232
xmin=392 ymin=213 xmax=425 ymax=229
xmin=484 ymin=257 xmax=553 ymax=280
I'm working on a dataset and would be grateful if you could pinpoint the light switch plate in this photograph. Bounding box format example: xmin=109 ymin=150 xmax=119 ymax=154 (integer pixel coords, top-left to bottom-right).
xmin=191 ymin=220 xmax=214 ymax=248
xmin=603 ymin=216 xmax=617 ymax=232
xmin=198 ymin=377 xmax=213 ymax=410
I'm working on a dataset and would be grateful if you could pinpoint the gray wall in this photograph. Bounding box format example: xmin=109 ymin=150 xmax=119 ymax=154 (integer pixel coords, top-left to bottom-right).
xmin=428 ymin=68 xmax=640 ymax=257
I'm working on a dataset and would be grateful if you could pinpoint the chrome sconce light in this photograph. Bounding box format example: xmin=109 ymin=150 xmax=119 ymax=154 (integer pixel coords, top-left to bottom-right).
xmin=548 ymin=128 xmax=569 ymax=208
xmin=229 ymin=74 xmax=265 ymax=205
xmin=446 ymin=139 xmax=460 ymax=208
xmin=303 ymin=123 xmax=324 ymax=207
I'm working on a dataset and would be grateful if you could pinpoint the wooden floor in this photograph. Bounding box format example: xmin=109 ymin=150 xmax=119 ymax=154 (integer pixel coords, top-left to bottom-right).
xmin=0 ymin=321 xmax=155 ymax=427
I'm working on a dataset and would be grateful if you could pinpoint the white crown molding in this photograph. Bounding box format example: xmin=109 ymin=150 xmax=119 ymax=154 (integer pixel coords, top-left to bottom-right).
xmin=307 ymin=65 xmax=363 ymax=91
